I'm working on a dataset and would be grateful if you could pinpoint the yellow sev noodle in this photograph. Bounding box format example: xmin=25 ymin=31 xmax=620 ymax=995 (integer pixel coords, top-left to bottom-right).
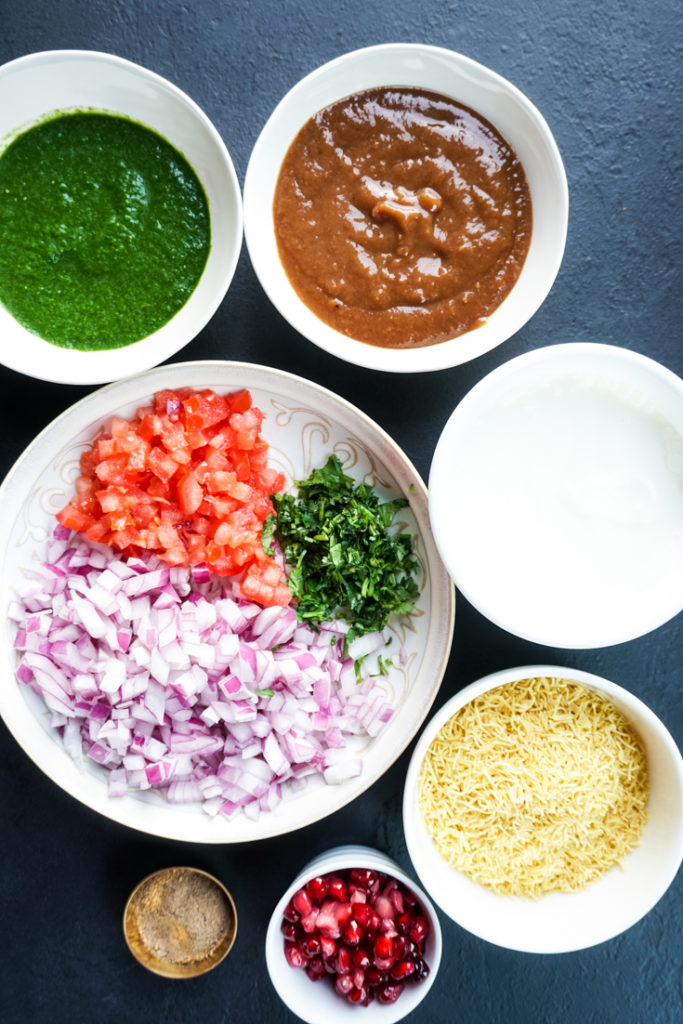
xmin=417 ymin=677 xmax=649 ymax=899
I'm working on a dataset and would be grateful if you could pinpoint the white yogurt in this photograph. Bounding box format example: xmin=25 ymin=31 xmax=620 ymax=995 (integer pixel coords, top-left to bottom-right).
xmin=429 ymin=345 xmax=683 ymax=648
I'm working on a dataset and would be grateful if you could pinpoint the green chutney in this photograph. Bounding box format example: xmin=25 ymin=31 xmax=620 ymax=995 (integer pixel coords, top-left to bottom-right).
xmin=0 ymin=112 xmax=211 ymax=350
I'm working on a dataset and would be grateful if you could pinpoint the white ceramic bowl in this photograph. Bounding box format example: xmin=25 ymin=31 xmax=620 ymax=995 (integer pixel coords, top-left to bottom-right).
xmin=403 ymin=664 xmax=683 ymax=953
xmin=0 ymin=361 xmax=454 ymax=842
xmin=266 ymin=845 xmax=442 ymax=1023
xmin=429 ymin=342 xmax=683 ymax=648
xmin=244 ymin=42 xmax=567 ymax=373
xmin=0 ymin=50 xmax=242 ymax=384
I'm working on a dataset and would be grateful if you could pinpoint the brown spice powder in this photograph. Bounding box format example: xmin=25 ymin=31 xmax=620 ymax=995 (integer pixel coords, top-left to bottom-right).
xmin=135 ymin=869 xmax=233 ymax=965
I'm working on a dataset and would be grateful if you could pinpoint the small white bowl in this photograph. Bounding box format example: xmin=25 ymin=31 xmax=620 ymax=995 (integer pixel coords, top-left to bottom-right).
xmin=0 ymin=50 xmax=242 ymax=384
xmin=403 ymin=665 xmax=683 ymax=953
xmin=429 ymin=342 xmax=683 ymax=648
xmin=244 ymin=43 xmax=567 ymax=373
xmin=265 ymin=845 xmax=442 ymax=1023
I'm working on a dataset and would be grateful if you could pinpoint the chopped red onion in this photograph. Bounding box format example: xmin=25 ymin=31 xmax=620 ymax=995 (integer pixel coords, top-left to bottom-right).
xmin=12 ymin=529 xmax=395 ymax=819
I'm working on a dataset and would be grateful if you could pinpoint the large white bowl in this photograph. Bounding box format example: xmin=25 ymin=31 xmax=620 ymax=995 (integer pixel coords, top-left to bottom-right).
xmin=403 ymin=665 xmax=683 ymax=953
xmin=244 ymin=43 xmax=567 ymax=373
xmin=429 ymin=342 xmax=683 ymax=648
xmin=0 ymin=51 xmax=242 ymax=384
xmin=0 ymin=361 xmax=454 ymax=842
xmin=265 ymin=845 xmax=442 ymax=1023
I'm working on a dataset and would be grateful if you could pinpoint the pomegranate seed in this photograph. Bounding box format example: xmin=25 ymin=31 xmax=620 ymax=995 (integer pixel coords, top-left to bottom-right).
xmin=327 ymin=877 xmax=348 ymax=902
xmin=353 ymin=967 xmax=366 ymax=989
xmin=391 ymin=958 xmax=416 ymax=981
xmin=350 ymin=887 xmax=367 ymax=903
xmin=335 ymin=946 xmax=352 ymax=974
xmin=396 ymin=911 xmax=412 ymax=934
xmin=335 ymin=974 xmax=354 ymax=995
xmin=392 ymin=935 xmax=409 ymax=960
xmin=282 ymin=899 xmax=300 ymax=923
xmin=351 ymin=902 xmax=375 ymax=927
xmin=332 ymin=901 xmax=353 ymax=925
xmin=379 ymin=917 xmax=398 ymax=937
xmin=306 ymin=876 xmax=329 ymax=902
xmin=353 ymin=947 xmax=371 ymax=970
xmin=320 ymin=936 xmax=336 ymax=959
xmin=414 ymin=956 xmax=431 ymax=980
xmin=390 ymin=888 xmax=404 ymax=914
xmin=344 ymin=918 xmax=364 ymax=946
xmin=301 ymin=909 xmax=319 ymax=933
xmin=292 ymin=888 xmax=313 ymax=917
xmin=350 ymin=868 xmax=377 ymax=889
xmin=302 ymin=935 xmax=321 ymax=959
xmin=347 ymin=985 xmax=369 ymax=1005
xmin=409 ymin=916 xmax=429 ymax=944
xmin=365 ymin=966 xmax=384 ymax=987
xmin=375 ymin=956 xmax=394 ymax=972
xmin=374 ymin=934 xmax=393 ymax=960
xmin=305 ymin=957 xmax=326 ymax=981
xmin=378 ymin=981 xmax=405 ymax=1004
xmin=280 ymin=919 xmax=299 ymax=941
xmin=374 ymin=895 xmax=394 ymax=919
xmin=284 ymin=940 xmax=306 ymax=969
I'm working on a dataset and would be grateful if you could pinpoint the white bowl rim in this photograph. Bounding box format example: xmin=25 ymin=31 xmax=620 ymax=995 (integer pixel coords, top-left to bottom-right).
xmin=244 ymin=41 xmax=568 ymax=373
xmin=0 ymin=49 xmax=243 ymax=385
xmin=403 ymin=663 xmax=683 ymax=953
xmin=265 ymin=843 xmax=443 ymax=1022
xmin=428 ymin=341 xmax=683 ymax=648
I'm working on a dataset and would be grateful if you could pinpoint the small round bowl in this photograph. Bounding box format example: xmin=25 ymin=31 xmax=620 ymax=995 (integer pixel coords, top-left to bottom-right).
xmin=0 ymin=50 xmax=242 ymax=384
xmin=266 ymin=845 xmax=442 ymax=1022
xmin=429 ymin=342 xmax=683 ymax=648
xmin=244 ymin=42 xmax=567 ymax=373
xmin=403 ymin=665 xmax=683 ymax=953
xmin=123 ymin=866 xmax=237 ymax=978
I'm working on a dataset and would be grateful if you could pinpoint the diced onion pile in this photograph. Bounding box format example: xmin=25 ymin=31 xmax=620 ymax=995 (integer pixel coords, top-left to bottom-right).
xmin=11 ymin=527 xmax=394 ymax=819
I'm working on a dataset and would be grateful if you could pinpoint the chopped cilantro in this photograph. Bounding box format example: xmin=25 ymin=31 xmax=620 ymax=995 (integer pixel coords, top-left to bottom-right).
xmin=267 ymin=455 xmax=419 ymax=640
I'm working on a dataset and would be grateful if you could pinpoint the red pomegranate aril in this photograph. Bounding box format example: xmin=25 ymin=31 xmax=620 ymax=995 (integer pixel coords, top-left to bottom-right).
xmin=301 ymin=909 xmax=319 ymax=933
xmin=347 ymin=985 xmax=369 ymax=1005
xmin=390 ymin=888 xmax=404 ymax=914
xmin=344 ymin=919 xmax=364 ymax=946
xmin=320 ymin=936 xmax=336 ymax=959
xmin=353 ymin=947 xmax=371 ymax=970
xmin=391 ymin=959 xmax=416 ymax=981
xmin=378 ymin=982 xmax=405 ymax=1005
xmin=349 ymin=887 xmax=367 ymax=903
xmin=409 ymin=915 xmax=429 ymax=944
xmin=351 ymin=902 xmax=375 ymax=927
xmin=280 ymin=919 xmax=300 ymax=941
xmin=333 ymin=901 xmax=353 ymax=925
xmin=374 ymin=934 xmax=393 ymax=960
xmin=350 ymin=868 xmax=377 ymax=889
xmin=365 ymin=965 xmax=385 ymax=988
xmin=335 ymin=946 xmax=352 ymax=975
xmin=353 ymin=967 xmax=366 ymax=990
xmin=302 ymin=935 xmax=321 ymax=959
xmin=306 ymin=957 xmax=326 ymax=981
xmin=392 ymin=935 xmax=410 ymax=960
xmin=379 ymin=917 xmax=398 ymax=937
xmin=292 ymin=888 xmax=313 ymax=917
xmin=335 ymin=974 xmax=355 ymax=996
xmin=327 ymin=877 xmax=348 ymax=902
xmin=284 ymin=940 xmax=306 ymax=969
xmin=414 ymin=957 xmax=431 ymax=981
xmin=306 ymin=876 xmax=329 ymax=902
xmin=374 ymin=956 xmax=394 ymax=972
xmin=397 ymin=911 xmax=412 ymax=934
xmin=282 ymin=899 xmax=300 ymax=923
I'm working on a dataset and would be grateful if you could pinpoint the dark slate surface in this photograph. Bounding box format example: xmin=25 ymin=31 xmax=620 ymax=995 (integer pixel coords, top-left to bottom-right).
xmin=0 ymin=2 xmax=681 ymax=1023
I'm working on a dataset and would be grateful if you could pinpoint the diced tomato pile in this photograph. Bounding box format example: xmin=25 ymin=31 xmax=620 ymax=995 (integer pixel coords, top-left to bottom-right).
xmin=57 ymin=387 xmax=292 ymax=607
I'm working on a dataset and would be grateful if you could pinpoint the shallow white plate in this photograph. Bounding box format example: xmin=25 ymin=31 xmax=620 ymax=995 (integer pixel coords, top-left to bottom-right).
xmin=0 ymin=361 xmax=454 ymax=842
xmin=244 ymin=43 xmax=568 ymax=373
xmin=429 ymin=343 xmax=683 ymax=648
xmin=0 ymin=51 xmax=242 ymax=384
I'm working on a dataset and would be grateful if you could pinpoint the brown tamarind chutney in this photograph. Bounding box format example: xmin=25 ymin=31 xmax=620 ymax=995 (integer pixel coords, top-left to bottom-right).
xmin=273 ymin=87 xmax=532 ymax=349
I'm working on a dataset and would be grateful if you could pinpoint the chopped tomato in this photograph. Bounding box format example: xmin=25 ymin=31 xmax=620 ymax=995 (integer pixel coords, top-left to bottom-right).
xmin=56 ymin=387 xmax=291 ymax=608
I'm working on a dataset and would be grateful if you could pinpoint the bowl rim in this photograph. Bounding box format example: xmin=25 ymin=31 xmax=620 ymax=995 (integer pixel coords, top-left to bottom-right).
xmin=428 ymin=341 xmax=683 ymax=648
xmin=402 ymin=663 xmax=683 ymax=953
xmin=244 ymin=41 xmax=568 ymax=373
xmin=0 ymin=49 xmax=243 ymax=385
xmin=265 ymin=844 xmax=443 ymax=1021
xmin=0 ymin=359 xmax=455 ymax=843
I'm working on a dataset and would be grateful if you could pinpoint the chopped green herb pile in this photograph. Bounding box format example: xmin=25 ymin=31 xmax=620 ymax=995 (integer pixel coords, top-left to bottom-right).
xmin=264 ymin=455 xmax=419 ymax=640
